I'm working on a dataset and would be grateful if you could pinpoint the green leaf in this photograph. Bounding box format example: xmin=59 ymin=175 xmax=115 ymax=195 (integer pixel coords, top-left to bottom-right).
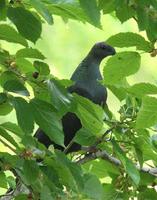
xmin=107 ymin=85 xmax=126 ymax=101
xmin=0 ymin=122 xmax=24 ymax=137
xmin=0 ymin=0 xmax=6 ymax=21
xmin=136 ymin=7 xmax=149 ymax=31
xmin=127 ymin=83 xmax=157 ymax=97
xmin=14 ymin=194 xmax=28 ymax=200
xmin=103 ymin=52 xmax=141 ymax=85
xmin=3 ymin=80 xmax=30 ymax=96
xmin=0 ymin=24 xmax=28 ymax=46
xmin=48 ymin=2 xmax=88 ymax=23
xmin=139 ymin=171 xmax=156 ymax=186
xmin=134 ymin=130 xmax=157 ymax=161
xmin=23 ymin=160 xmax=39 ymax=184
xmin=30 ymin=98 xmax=64 ymax=146
xmin=55 ymin=151 xmax=84 ymax=190
xmin=16 ymin=58 xmax=35 ymax=74
xmin=0 ymin=50 xmax=10 ymax=65
xmin=40 ymin=186 xmax=54 ymax=200
xmin=112 ymin=139 xmax=140 ymax=185
xmin=103 ymin=184 xmax=122 ymax=200
xmin=74 ymin=94 xmax=104 ymax=135
xmin=98 ymin=0 xmax=116 ymax=14
xmin=0 ymin=102 xmax=13 ymax=116
xmin=79 ymin=0 xmax=101 ymax=28
xmin=29 ymin=0 xmax=53 ymax=25
xmin=47 ymin=79 xmax=74 ymax=115
xmin=74 ymin=128 xmax=96 ymax=146
xmin=11 ymin=97 xmax=34 ymax=134
xmin=0 ymin=92 xmax=7 ymax=104
xmin=138 ymin=188 xmax=157 ymax=200
xmin=0 ymin=93 xmax=13 ymax=115
xmin=7 ymin=7 xmax=42 ymax=43
xmin=0 ymin=126 xmax=19 ymax=149
xmin=106 ymin=32 xmax=152 ymax=52
xmin=147 ymin=17 xmax=157 ymax=42
xmin=136 ymin=96 xmax=157 ymax=128
xmin=0 ymin=171 xmax=7 ymax=189
xmin=16 ymin=48 xmax=45 ymax=60
xmin=116 ymin=3 xmax=135 ymax=23
xmin=55 ymin=151 xmax=84 ymax=191
xmin=45 ymin=156 xmax=77 ymax=191
xmin=0 ymin=71 xmax=18 ymax=86
xmin=83 ymin=173 xmax=103 ymax=200
xmin=7 ymin=176 xmax=16 ymax=190
xmin=83 ymin=159 xmax=119 ymax=179
xmin=34 ymin=61 xmax=50 ymax=75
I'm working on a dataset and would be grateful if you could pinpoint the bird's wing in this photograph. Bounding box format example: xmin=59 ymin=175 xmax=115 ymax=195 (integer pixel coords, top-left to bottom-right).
xmin=68 ymin=84 xmax=93 ymax=100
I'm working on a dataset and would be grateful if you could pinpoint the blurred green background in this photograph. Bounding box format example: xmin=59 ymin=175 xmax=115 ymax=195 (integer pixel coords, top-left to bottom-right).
xmin=0 ymin=14 xmax=156 ymax=151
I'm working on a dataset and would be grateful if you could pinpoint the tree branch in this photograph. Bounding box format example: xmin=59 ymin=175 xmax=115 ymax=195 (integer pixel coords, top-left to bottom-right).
xmin=76 ymin=150 xmax=157 ymax=177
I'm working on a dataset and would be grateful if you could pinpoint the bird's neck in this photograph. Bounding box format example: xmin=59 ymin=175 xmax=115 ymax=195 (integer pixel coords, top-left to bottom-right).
xmin=84 ymin=53 xmax=102 ymax=66
xmin=80 ymin=55 xmax=102 ymax=80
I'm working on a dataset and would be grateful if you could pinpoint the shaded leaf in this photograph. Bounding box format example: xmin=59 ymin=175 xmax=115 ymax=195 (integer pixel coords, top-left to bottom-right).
xmin=0 ymin=0 xmax=6 ymax=21
xmin=47 ymin=79 xmax=74 ymax=115
xmin=83 ymin=173 xmax=103 ymax=200
xmin=30 ymin=98 xmax=64 ymax=146
xmin=34 ymin=61 xmax=50 ymax=75
xmin=0 ymin=126 xmax=19 ymax=149
xmin=79 ymin=0 xmax=101 ymax=28
xmin=7 ymin=7 xmax=42 ymax=43
xmin=23 ymin=160 xmax=39 ymax=184
xmin=116 ymin=3 xmax=135 ymax=23
xmin=0 ymin=24 xmax=28 ymax=46
xmin=0 ymin=122 xmax=24 ymax=137
xmin=98 ymin=0 xmax=116 ymax=14
xmin=29 ymin=0 xmax=53 ymax=25
xmin=0 ymin=93 xmax=13 ymax=116
xmin=3 ymin=80 xmax=30 ymax=96
xmin=11 ymin=97 xmax=34 ymax=134
xmin=112 ymin=139 xmax=140 ymax=185
xmin=40 ymin=186 xmax=54 ymax=200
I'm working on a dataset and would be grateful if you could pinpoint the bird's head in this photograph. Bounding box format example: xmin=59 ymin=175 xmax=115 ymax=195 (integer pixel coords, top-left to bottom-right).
xmin=90 ymin=42 xmax=116 ymax=61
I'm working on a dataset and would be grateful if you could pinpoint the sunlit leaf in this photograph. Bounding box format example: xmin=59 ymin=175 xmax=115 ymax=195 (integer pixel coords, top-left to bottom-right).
xmin=103 ymin=52 xmax=141 ymax=85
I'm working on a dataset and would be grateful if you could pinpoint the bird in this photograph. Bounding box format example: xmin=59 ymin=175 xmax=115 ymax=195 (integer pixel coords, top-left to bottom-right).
xmin=35 ymin=42 xmax=116 ymax=153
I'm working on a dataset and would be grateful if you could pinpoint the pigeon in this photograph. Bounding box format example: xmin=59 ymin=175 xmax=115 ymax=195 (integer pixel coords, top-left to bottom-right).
xmin=35 ymin=42 xmax=116 ymax=153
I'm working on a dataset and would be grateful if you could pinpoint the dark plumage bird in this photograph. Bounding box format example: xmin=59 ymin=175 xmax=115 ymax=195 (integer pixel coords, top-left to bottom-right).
xmin=35 ymin=42 xmax=116 ymax=153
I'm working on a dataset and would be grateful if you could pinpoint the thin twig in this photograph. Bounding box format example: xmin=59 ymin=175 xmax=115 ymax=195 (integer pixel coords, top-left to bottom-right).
xmin=76 ymin=150 xmax=157 ymax=177
xmin=63 ymin=139 xmax=74 ymax=154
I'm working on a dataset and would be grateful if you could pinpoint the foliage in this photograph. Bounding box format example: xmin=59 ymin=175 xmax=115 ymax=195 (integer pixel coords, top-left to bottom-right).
xmin=0 ymin=0 xmax=157 ymax=199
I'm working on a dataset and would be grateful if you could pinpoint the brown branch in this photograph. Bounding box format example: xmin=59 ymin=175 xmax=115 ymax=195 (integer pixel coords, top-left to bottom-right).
xmin=76 ymin=150 xmax=157 ymax=177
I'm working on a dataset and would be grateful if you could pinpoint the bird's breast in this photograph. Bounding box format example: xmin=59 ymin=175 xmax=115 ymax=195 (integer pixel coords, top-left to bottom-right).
xmin=76 ymin=80 xmax=107 ymax=105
